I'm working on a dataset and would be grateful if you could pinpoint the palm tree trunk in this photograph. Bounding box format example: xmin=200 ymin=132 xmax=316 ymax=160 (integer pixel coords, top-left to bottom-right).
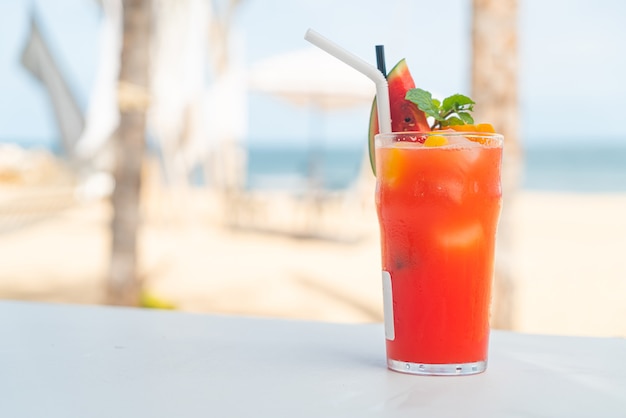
xmin=471 ymin=0 xmax=523 ymax=329
xmin=107 ymin=0 xmax=151 ymax=306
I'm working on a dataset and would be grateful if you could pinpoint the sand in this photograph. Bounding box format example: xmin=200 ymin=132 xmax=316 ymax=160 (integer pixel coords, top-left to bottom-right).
xmin=1 ymin=184 xmax=625 ymax=339
xmin=510 ymin=192 xmax=626 ymax=337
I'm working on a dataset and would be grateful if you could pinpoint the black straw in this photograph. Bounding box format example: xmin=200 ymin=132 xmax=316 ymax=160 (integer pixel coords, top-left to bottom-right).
xmin=375 ymin=45 xmax=387 ymax=79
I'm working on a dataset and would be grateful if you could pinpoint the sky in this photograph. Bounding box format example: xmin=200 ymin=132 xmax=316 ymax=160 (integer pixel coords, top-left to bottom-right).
xmin=1 ymin=0 xmax=626 ymax=149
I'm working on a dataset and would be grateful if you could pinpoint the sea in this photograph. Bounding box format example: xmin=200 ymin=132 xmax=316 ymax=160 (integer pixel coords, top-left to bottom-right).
xmin=4 ymin=138 xmax=626 ymax=193
xmin=246 ymin=141 xmax=626 ymax=193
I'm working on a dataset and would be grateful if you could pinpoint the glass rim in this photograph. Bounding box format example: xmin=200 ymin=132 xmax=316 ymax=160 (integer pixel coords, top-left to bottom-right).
xmin=375 ymin=130 xmax=503 ymax=137
xmin=375 ymin=131 xmax=503 ymax=147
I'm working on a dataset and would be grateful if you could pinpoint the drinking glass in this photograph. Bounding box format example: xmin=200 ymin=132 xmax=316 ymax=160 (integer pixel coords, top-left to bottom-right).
xmin=375 ymin=131 xmax=503 ymax=375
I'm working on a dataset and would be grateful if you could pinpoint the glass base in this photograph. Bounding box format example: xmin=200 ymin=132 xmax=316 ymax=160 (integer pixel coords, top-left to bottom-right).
xmin=387 ymin=358 xmax=487 ymax=376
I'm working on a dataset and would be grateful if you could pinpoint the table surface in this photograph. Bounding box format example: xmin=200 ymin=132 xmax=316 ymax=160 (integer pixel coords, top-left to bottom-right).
xmin=1 ymin=301 xmax=625 ymax=417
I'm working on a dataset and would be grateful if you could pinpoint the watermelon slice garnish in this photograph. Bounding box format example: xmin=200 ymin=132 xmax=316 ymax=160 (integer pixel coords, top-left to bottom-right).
xmin=367 ymin=59 xmax=430 ymax=175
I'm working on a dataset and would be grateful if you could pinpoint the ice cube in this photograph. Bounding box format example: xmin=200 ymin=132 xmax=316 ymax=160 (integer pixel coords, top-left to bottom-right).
xmin=445 ymin=134 xmax=482 ymax=148
xmin=437 ymin=221 xmax=484 ymax=249
xmin=424 ymin=139 xmax=482 ymax=203
xmin=445 ymin=136 xmax=482 ymax=173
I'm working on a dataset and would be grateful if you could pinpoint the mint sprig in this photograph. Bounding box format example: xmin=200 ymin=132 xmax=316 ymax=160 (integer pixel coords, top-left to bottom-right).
xmin=405 ymin=88 xmax=475 ymax=130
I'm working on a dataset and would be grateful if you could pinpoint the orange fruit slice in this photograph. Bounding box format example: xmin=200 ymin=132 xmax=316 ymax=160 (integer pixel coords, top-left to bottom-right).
xmin=423 ymin=135 xmax=448 ymax=147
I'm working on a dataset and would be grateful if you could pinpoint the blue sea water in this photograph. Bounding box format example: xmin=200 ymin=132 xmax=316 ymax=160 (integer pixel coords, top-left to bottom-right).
xmin=246 ymin=140 xmax=626 ymax=193
xmin=3 ymin=138 xmax=626 ymax=193
xmin=246 ymin=143 xmax=364 ymax=191
xmin=522 ymin=144 xmax=626 ymax=193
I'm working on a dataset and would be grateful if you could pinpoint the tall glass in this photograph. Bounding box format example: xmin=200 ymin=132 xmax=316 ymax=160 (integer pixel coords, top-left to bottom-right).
xmin=375 ymin=131 xmax=503 ymax=375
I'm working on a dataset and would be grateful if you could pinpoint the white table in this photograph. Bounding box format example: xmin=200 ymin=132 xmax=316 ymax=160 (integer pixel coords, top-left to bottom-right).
xmin=1 ymin=301 xmax=625 ymax=417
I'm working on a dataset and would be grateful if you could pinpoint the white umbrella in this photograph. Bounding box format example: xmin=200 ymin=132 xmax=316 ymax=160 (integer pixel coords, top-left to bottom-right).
xmin=247 ymin=46 xmax=377 ymax=198
xmin=247 ymin=47 xmax=375 ymax=110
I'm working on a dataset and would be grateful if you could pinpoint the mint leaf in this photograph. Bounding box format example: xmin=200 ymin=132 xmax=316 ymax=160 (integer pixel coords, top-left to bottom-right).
xmin=442 ymin=94 xmax=475 ymax=113
xmin=405 ymin=89 xmax=477 ymax=130
xmin=441 ymin=116 xmax=464 ymax=127
xmin=457 ymin=112 xmax=474 ymax=124
xmin=405 ymin=88 xmax=440 ymax=119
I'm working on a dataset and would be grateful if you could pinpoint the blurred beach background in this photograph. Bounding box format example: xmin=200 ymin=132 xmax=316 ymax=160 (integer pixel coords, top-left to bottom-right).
xmin=1 ymin=0 xmax=625 ymax=338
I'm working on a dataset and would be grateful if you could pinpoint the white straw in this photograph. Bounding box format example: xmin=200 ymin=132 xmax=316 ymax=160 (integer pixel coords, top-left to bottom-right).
xmin=304 ymin=28 xmax=392 ymax=134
